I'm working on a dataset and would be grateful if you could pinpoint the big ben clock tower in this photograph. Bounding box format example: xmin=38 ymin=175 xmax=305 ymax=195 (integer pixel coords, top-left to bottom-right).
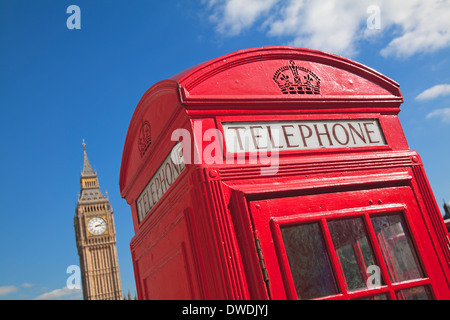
xmin=74 ymin=140 xmax=123 ymax=300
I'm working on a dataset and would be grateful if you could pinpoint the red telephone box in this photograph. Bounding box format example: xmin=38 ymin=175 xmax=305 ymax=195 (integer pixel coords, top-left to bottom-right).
xmin=119 ymin=47 xmax=450 ymax=300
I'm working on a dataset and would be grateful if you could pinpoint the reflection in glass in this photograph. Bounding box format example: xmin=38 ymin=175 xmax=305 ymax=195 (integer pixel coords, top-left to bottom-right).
xmin=371 ymin=214 xmax=424 ymax=283
xmin=356 ymin=293 xmax=389 ymax=300
xmin=281 ymin=222 xmax=338 ymax=299
xmin=396 ymin=286 xmax=432 ymax=300
xmin=328 ymin=217 xmax=378 ymax=291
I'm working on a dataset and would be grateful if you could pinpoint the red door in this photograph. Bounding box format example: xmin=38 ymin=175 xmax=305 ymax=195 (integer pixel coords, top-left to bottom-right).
xmin=249 ymin=186 xmax=450 ymax=300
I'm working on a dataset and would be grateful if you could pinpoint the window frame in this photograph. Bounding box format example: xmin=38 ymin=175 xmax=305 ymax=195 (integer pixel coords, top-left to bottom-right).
xmin=268 ymin=203 xmax=434 ymax=300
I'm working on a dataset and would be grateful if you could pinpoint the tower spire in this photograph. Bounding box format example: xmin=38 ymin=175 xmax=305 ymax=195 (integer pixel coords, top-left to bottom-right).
xmin=81 ymin=139 xmax=96 ymax=177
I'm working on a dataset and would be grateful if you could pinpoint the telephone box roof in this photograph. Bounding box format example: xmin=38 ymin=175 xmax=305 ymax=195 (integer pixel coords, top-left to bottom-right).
xmin=119 ymin=46 xmax=403 ymax=197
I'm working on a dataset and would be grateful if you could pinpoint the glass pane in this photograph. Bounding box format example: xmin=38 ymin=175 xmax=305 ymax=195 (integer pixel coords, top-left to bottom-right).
xmin=328 ymin=217 xmax=379 ymax=291
xmin=281 ymin=222 xmax=339 ymax=300
xmin=356 ymin=293 xmax=389 ymax=300
xmin=371 ymin=214 xmax=424 ymax=283
xmin=396 ymin=286 xmax=432 ymax=300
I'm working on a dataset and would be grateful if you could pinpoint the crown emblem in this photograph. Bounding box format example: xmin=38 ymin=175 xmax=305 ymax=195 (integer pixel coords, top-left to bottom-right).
xmin=138 ymin=120 xmax=151 ymax=158
xmin=273 ymin=60 xmax=320 ymax=95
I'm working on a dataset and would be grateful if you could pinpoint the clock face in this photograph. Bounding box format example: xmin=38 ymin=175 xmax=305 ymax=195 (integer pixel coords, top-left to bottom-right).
xmin=87 ymin=217 xmax=107 ymax=235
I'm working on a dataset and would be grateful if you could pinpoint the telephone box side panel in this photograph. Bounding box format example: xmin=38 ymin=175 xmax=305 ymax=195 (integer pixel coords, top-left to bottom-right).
xmin=129 ymin=190 xmax=202 ymax=300
xmin=121 ymin=107 xmax=192 ymax=234
xmin=410 ymin=156 xmax=450 ymax=272
xmin=130 ymin=247 xmax=143 ymax=300
xmin=119 ymin=80 xmax=182 ymax=207
xmin=129 ymin=167 xmax=242 ymax=300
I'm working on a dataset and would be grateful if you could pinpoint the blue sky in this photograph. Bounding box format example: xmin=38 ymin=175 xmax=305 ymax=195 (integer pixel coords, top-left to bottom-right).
xmin=1 ymin=0 xmax=449 ymax=300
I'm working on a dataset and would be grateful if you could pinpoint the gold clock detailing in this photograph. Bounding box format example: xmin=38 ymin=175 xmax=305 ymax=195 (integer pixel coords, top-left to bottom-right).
xmin=87 ymin=217 xmax=107 ymax=235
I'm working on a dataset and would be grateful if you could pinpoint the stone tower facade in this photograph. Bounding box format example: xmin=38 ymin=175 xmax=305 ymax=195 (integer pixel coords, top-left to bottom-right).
xmin=74 ymin=140 xmax=123 ymax=300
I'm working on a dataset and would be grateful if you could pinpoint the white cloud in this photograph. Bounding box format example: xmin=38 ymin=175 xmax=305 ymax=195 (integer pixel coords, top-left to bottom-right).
xmin=204 ymin=0 xmax=450 ymax=58
xmin=379 ymin=0 xmax=450 ymax=58
xmin=21 ymin=283 xmax=34 ymax=288
xmin=207 ymin=0 xmax=280 ymax=36
xmin=33 ymin=286 xmax=82 ymax=300
xmin=416 ymin=84 xmax=450 ymax=100
xmin=0 ymin=286 xmax=19 ymax=296
xmin=426 ymin=108 xmax=450 ymax=123
xmin=267 ymin=0 xmax=367 ymax=57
